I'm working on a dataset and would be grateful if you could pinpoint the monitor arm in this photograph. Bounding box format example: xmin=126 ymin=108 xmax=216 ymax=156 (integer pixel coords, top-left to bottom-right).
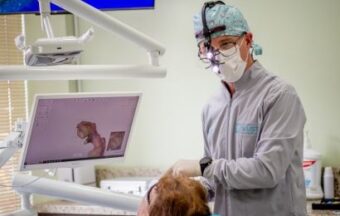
xmin=0 ymin=120 xmax=26 ymax=169
xmin=0 ymin=121 xmax=35 ymax=216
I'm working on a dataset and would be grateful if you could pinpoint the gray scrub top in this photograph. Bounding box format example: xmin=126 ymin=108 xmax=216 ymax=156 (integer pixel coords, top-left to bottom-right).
xmin=202 ymin=61 xmax=307 ymax=216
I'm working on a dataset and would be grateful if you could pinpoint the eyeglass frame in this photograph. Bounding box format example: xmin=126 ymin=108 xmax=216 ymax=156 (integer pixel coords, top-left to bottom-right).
xmin=146 ymin=183 xmax=158 ymax=205
xmin=197 ymin=33 xmax=246 ymax=69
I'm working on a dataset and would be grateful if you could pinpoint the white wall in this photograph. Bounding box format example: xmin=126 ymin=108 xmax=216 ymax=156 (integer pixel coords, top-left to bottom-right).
xmin=76 ymin=0 xmax=340 ymax=168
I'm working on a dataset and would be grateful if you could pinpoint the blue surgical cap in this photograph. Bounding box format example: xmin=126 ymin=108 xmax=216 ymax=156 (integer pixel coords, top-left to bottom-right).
xmin=193 ymin=3 xmax=263 ymax=56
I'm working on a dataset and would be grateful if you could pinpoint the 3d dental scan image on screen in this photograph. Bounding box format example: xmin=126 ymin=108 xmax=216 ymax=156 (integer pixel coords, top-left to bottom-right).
xmin=0 ymin=0 xmax=340 ymax=215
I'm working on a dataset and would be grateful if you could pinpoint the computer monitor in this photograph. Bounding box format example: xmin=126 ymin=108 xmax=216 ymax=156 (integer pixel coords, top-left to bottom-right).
xmin=19 ymin=92 xmax=141 ymax=171
xmin=0 ymin=0 xmax=155 ymax=15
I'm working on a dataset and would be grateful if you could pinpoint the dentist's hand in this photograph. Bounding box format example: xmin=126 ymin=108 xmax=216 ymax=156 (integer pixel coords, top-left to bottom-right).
xmin=169 ymin=159 xmax=201 ymax=177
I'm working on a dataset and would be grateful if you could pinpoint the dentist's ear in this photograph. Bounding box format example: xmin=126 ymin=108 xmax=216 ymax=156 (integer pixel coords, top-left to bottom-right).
xmin=243 ymin=32 xmax=253 ymax=47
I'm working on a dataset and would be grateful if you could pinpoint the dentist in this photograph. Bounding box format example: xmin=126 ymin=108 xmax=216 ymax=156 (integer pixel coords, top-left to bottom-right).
xmin=169 ymin=1 xmax=307 ymax=216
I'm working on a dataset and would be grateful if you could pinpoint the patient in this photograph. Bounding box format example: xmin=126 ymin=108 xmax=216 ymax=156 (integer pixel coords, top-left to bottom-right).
xmin=137 ymin=174 xmax=211 ymax=216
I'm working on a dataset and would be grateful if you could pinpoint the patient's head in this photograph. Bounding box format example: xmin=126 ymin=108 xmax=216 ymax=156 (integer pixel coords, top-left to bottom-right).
xmin=138 ymin=174 xmax=211 ymax=216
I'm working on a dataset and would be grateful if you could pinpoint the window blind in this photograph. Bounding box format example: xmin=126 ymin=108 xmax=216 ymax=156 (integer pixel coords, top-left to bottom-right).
xmin=0 ymin=15 xmax=27 ymax=214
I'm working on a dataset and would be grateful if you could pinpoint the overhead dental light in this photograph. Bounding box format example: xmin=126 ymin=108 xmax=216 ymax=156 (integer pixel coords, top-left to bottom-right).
xmin=0 ymin=0 xmax=166 ymax=80
xmin=16 ymin=28 xmax=94 ymax=66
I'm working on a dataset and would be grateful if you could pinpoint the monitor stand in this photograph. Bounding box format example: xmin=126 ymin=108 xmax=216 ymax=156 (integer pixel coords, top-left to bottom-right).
xmin=9 ymin=193 xmax=37 ymax=216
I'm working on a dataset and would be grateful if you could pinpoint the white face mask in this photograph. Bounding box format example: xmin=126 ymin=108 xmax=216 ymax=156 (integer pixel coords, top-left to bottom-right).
xmin=216 ymin=38 xmax=248 ymax=83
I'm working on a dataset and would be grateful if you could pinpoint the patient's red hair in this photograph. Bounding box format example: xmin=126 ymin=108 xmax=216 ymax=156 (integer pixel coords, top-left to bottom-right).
xmin=149 ymin=175 xmax=211 ymax=216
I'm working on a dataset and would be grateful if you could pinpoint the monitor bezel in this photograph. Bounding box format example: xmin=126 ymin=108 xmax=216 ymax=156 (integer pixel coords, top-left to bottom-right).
xmin=19 ymin=92 xmax=142 ymax=171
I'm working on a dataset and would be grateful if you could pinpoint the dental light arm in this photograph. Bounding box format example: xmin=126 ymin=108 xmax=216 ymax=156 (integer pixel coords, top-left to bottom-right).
xmin=0 ymin=64 xmax=165 ymax=80
xmin=51 ymin=0 xmax=165 ymax=56
xmin=39 ymin=0 xmax=54 ymax=38
xmin=49 ymin=0 xmax=165 ymax=65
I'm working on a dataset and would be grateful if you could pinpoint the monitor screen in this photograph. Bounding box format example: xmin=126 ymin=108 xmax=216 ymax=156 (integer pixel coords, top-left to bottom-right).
xmin=0 ymin=0 xmax=155 ymax=15
xmin=20 ymin=93 xmax=141 ymax=171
